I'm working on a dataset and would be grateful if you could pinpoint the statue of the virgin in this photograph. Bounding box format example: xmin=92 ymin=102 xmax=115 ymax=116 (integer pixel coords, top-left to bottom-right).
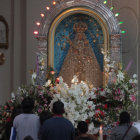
xmin=59 ymin=21 xmax=103 ymax=87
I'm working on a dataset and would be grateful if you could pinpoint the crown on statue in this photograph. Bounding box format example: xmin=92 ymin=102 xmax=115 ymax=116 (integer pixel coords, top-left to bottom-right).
xmin=73 ymin=22 xmax=88 ymax=33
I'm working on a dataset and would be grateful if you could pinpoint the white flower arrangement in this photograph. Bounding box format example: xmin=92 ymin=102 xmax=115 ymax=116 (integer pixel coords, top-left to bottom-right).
xmin=50 ymin=76 xmax=96 ymax=133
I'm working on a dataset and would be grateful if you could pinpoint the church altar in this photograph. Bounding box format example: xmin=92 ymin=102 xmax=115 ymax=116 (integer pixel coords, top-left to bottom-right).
xmin=0 ymin=0 xmax=138 ymax=139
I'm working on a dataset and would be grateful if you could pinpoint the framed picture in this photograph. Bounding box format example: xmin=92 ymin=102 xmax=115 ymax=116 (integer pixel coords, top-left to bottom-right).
xmin=0 ymin=16 xmax=9 ymax=49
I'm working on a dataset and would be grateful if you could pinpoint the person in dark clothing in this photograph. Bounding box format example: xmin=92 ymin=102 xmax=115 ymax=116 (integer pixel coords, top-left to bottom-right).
xmin=39 ymin=111 xmax=52 ymax=125
xmin=41 ymin=101 xmax=75 ymax=140
xmin=23 ymin=136 xmax=34 ymax=140
xmin=75 ymin=121 xmax=97 ymax=140
xmin=38 ymin=111 xmax=52 ymax=139
xmin=132 ymin=135 xmax=140 ymax=140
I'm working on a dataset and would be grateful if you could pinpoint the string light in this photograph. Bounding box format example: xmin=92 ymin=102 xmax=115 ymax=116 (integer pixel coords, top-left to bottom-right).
xmin=115 ymin=13 xmax=120 ymax=17
xmin=46 ymin=7 xmax=50 ymax=10
xmin=121 ymin=30 xmax=126 ymax=34
xmin=103 ymin=0 xmax=107 ymax=4
xmin=119 ymin=21 xmax=123 ymax=25
xmin=53 ymin=1 xmax=56 ymax=5
xmin=36 ymin=22 xmax=41 ymax=26
xmin=40 ymin=13 xmax=45 ymax=17
xmin=34 ymin=31 xmax=39 ymax=35
xmin=110 ymin=6 xmax=114 ymax=11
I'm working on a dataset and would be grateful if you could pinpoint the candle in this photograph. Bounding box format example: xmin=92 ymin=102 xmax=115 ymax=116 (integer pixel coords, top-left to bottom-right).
xmin=99 ymin=125 xmax=103 ymax=140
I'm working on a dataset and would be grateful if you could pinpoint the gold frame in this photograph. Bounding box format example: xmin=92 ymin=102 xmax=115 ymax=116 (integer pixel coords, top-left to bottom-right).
xmin=48 ymin=7 xmax=109 ymax=86
xmin=0 ymin=16 xmax=9 ymax=49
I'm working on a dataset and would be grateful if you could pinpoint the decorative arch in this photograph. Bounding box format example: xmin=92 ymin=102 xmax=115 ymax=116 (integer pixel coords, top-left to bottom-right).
xmin=36 ymin=0 xmax=121 ymax=85
xmin=38 ymin=0 xmax=120 ymax=36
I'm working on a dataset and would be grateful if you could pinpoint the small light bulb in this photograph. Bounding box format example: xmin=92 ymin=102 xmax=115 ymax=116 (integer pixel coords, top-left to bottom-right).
xmin=115 ymin=13 xmax=120 ymax=17
xmin=36 ymin=22 xmax=40 ymax=26
xmin=104 ymin=0 xmax=107 ymax=4
xmin=121 ymin=30 xmax=126 ymax=34
xmin=110 ymin=6 xmax=114 ymax=11
xmin=34 ymin=31 xmax=38 ymax=35
xmin=46 ymin=7 xmax=50 ymax=10
xmin=40 ymin=13 xmax=45 ymax=17
xmin=119 ymin=21 xmax=123 ymax=25
xmin=53 ymin=1 xmax=56 ymax=5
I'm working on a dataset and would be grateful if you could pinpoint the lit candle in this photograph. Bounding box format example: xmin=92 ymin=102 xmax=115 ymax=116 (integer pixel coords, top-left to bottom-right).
xmin=99 ymin=125 xmax=103 ymax=140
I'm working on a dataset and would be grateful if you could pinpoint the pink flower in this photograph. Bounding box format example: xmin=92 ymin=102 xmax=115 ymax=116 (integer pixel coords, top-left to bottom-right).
xmin=38 ymin=108 xmax=42 ymax=113
xmin=129 ymin=95 xmax=136 ymax=102
xmin=115 ymin=89 xmax=121 ymax=95
xmin=44 ymin=104 xmax=47 ymax=107
xmin=117 ymin=89 xmax=121 ymax=94
xmin=112 ymin=79 xmax=117 ymax=83
xmin=4 ymin=106 xmax=8 ymax=109
xmin=114 ymin=96 xmax=120 ymax=101
xmin=50 ymin=71 xmax=55 ymax=75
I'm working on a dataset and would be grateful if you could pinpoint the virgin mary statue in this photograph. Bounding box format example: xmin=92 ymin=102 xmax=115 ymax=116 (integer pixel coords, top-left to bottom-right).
xmin=59 ymin=21 xmax=103 ymax=87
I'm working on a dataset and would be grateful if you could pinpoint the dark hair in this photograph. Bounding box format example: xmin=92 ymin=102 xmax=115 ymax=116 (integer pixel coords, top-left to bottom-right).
xmin=77 ymin=137 xmax=91 ymax=140
xmin=132 ymin=135 xmax=140 ymax=140
xmin=52 ymin=101 xmax=65 ymax=115
xmin=39 ymin=111 xmax=52 ymax=125
xmin=23 ymin=136 xmax=34 ymax=140
xmin=119 ymin=111 xmax=130 ymax=124
xmin=21 ymin=97 xmax=34 ymax=113
xmin=77 ymin=121 xmax=88 ymax=133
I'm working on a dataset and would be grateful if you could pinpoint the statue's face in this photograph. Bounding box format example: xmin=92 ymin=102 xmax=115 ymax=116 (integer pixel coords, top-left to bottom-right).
xmin=78 ymin=33 xmax=83 ymax=40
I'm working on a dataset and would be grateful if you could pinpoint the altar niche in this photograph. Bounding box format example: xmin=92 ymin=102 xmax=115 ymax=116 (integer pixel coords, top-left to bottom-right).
xmin=48 ymin=11 xmax=108 ymax=87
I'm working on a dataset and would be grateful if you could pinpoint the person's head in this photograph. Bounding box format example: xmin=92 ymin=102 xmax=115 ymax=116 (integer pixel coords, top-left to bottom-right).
xmin=77 ymin=121 xmax=88 ymax=134
xmin=39 ymin=111 xmax=52 ymax=125
xmin=132 ymin=135 xmax=140 ymax=140
xmin=23 ymin=136 xmax=34 ymax=140
xmin=52 ymin=101 xmax=65 ymax=115
xmin=21 ymin=97 xmax=34 ymax=113
xmin=77 ymin=137 xmax=91 ymax=140
xmin=119 ymin=111 xmax=130 ymax=124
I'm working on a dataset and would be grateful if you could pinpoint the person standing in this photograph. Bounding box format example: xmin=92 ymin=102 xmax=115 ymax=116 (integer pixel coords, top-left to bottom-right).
xmin=41 ymin=101 xmax=75 ymax=140
xmin=13 ymin=97 xmax=40 ymax=140
xmin=75 ymin=121 xmax=97 ymax=140
xmin=110 ymin=111 xmax=139 ymax=140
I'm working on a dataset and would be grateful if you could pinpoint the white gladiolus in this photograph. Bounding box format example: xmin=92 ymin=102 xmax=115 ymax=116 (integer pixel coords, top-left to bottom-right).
xmin=11 ymin=92 xmax=15 ymax=99
xmin=45 ymin=80 xmax=51 ymax=87
xmin=31 ymin=72 xmax=37 ymax=85
xmin=71 ymin=75 xmax=78 ymax=83
xmin=50 ymin=76 xmax=96 ymax=133
xmin=133 ymin=74 xmax=137 ymax=78
xmin=117 ymin=71 xmax=124 ymax=81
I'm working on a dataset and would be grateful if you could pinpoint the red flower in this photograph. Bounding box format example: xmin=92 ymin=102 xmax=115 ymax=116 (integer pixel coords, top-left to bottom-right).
xmin=88 ymin=106 xmax=91 ymax=109
xmin=95 ymin=109 xmax=105 ymax=117
xmin=93 ymin=99 xmax=96 ymax=103
xmin=100 ymin=111 xmax=104 ymax=117
xmin=101 ymin=88 xmax=104 ymax=91
xmin=86 ymin=119 xmax=90 ymax=124
xmin=6 ymin=117 xmax=12 ymax=122
xmin=55 ymin=78 xmax=59 ymax=83
xmin=104 ymin=104 xmax=108 ymax=109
